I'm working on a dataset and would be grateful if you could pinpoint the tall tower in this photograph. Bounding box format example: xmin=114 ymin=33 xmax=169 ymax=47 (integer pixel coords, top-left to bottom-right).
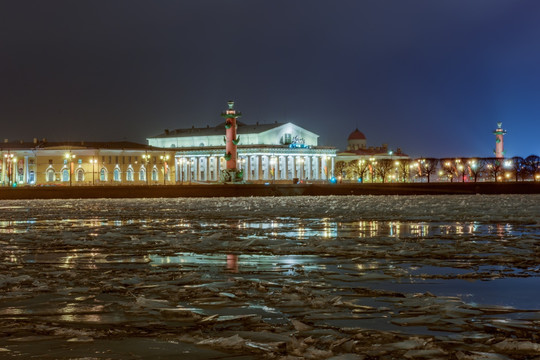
xmin=220 ymin=101 xmax=242 ymax=182
xmin=493 ymin=122 xmax=507 ymax=158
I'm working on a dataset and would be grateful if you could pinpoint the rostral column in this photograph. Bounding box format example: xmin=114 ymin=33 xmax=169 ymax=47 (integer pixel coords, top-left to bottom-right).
xmin=221 ymin=101 xmax=242 ymax=182
xmin=493 ymin=122 xmax=507 ymax=158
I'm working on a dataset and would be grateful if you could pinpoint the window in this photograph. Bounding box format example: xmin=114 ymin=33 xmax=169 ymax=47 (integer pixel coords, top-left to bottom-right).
xmin=128 ymin=156 xmax=131 ymax=163
xmin=115 ymin=156 xmax=119 ymax=164
xmin=152 ymin=168 xmax=158 ymax=181
xmin=47 ymin=169 xmax=55 ymax=182
xmin=62 ymin=169 xmax=69 ymax=182
xmin=76 ymin=169 xmax=84 ymax=182
xmin=139 ymin=168 xmax=146 ymax=181
xmin=108 ymin=156 xmax=112 ymax=164
xmin=126 ymin=168 xmax=134 ymax=181
xmin=28 ymin=171 xmax=35 ymax=184
xmin=134 ymin=156 xmax=138 ymax=163
xmin=102 ymin=156 xmax=105 ymax=163
xmin=49 ymin=159 xmax=53 ymax=165
xmin=100 ymin=168 xmax=107 ymax=181
xmin=113 ymin=168 xmax=120 ymax=181
xmin=284 ymin=133 xmax=292 ymax=144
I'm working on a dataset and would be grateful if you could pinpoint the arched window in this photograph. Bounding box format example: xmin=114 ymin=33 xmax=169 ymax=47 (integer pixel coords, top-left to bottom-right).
xmin=62 ymin=169 xmax=69 ymax=182
xmin=126 ymin=168 xmax=134 ymax=181
xmin=100 ymin=168 xmax=107 ymax=181
xmin=152 ymin=168 xmax=158 ymax=181
xmin=113 ymin=168 xmax=121 ymax=182
xmin=76 ymin=169 xmax=84 ymax=182
xmin=139 ymin=168 xmax=146 ymax=181
xmin=47 ymin=169 xmax=55 ymax=182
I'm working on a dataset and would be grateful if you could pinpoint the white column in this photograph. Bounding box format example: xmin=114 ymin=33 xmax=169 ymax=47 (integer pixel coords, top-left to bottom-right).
xmin=331 ymin=156 xmax=335 ymax=179
xmin=24 ymin=156 xmax=28 ymax=184
xmin=256 ymin=156 xmax=261 ymax=180
xmin=264 ymin=156 xmax=269 ymax=180
xmin=244 ymin=156 xmax=249 ymax=181
xmin=206 ymin=157 xmax=210 ymax=181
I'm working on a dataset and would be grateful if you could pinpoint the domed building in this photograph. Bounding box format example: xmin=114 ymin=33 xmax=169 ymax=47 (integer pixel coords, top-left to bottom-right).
xmin=336 ymin=129 xmax=409 ymax=182
xmin=347 ymin=128 xmax=367 ymax=151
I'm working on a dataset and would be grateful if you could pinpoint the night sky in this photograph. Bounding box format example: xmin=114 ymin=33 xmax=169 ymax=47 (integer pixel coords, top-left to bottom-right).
xmin=1 ymin=1 xmax=539 ymax=158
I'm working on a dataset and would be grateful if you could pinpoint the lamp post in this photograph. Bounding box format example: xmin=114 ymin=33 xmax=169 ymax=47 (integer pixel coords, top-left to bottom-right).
xmin=65 ymin=153 xmax=76 ymax=186
xmin=141 ymin=153 xmax=150 ymax=185
xmin=4 ymin=153 xmax=14 ymax=187
xmin=160 ymin=154 xmax=169 ymax=185
xmin=90 ymin=157 xmax=97 ymax=185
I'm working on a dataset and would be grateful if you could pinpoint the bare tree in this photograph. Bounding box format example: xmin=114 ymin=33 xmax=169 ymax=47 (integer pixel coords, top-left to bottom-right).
xmin=455 ymin=158 xmax=469 ymax=182
xmin=375 ymin=159 xmax=394 ymax=183
xmin=485 ymin=158 xmax=504 ymax=182
xmin=356 ymin=159 xmax=370 ymax=183
xmin=525 ymin=155 xmax=540 ymax=181
xmin=414 ymin=158 xmax=439 ymax=183
xmin=440 ymin=158 xmax=456 ymax=182
xmin=335 ymin=161 xmax=346 ymax=182
xmin=467 ymin=158 xmax=486 ymax=182
xmin=396 ymin=159 xmax=411 ymax=182
xmin=510 ymin=156 xmax=526 ymax=181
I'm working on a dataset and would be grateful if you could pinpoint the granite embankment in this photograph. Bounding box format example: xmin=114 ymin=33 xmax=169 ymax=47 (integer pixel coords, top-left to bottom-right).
xmin=0 ymin=182 xmax=539 ymax=199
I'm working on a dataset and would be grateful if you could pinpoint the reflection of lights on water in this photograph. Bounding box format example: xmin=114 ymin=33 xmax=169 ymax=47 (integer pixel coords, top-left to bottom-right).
xmin=322 ymin=218 xmax=337 ymax=238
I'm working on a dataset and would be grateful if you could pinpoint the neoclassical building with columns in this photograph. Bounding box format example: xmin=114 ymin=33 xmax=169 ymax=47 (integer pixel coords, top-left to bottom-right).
xmin=1 ymin=140 xmax=176 ymax=187
xmin=148 ymin=121 xmax=336 ymax=183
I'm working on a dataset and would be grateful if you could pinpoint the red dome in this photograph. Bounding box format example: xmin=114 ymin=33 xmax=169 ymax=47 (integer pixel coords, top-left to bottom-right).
xmin=348 ymin=128 xmax=366 ymax=140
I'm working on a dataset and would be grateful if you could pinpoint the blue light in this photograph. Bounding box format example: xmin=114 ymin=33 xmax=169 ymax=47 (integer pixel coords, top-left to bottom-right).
xmin=357 ymin=177 xmax=363 ymax=183
xmin=329 ymin=177 xmax=337 ymax=184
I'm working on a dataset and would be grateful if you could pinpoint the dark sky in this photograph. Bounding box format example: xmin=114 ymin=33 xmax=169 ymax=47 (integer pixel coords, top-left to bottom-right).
xmin=1 ymin=1 xmax=539 ymax=157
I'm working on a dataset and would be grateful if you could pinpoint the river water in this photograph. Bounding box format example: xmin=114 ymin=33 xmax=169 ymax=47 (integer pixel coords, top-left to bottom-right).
xmin=0 ymin=195 xmax=539 ymax=359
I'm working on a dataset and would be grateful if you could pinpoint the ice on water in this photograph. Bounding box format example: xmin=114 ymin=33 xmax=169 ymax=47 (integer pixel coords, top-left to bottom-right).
xmin=0 ymin=195 xmax=539 ymax=359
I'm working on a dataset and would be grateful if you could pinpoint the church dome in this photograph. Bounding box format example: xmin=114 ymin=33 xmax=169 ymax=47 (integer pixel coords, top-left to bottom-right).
xmin=348 ymin=128 xmax=366 ymax=140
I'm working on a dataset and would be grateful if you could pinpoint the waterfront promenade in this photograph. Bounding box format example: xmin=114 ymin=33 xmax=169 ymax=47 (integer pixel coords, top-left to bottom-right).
xmin=0 ymin=182 xmax=539 ymax=199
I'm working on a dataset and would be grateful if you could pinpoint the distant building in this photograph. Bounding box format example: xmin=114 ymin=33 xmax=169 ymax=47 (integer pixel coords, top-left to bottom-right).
xmin=148 ymin=120 xmax=336 ymax=183
xmin=1 ymin=140 xmax=175 ymax=187
xmin=337 ymin=128 xmax=409 ymax=162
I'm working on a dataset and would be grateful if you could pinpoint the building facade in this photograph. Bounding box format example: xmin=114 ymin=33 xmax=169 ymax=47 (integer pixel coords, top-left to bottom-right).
xmin=149 ymin=121 xmax=337 ymax=183
xmin=1 ymin=140 xmax=176 ymax=187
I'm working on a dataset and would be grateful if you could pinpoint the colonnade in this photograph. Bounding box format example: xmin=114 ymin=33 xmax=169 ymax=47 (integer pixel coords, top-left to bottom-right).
xmin=1 ymin=154 xmax=34 ymax=186
xmin=175 ymin=153 xmax=335 ymax=183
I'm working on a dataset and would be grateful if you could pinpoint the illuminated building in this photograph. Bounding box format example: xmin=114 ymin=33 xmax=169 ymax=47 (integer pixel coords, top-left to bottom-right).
xmin=147 ymin=107 xmax=336 ymax=183
xmin=0 ymin=140 xmax=175 ymax=187
xmin=337 ymin=129 xmax=409 ymax=162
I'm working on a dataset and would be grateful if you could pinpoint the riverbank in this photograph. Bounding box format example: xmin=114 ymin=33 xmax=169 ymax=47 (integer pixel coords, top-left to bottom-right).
xmin=0 ymin=182 xmax=539 ymax=199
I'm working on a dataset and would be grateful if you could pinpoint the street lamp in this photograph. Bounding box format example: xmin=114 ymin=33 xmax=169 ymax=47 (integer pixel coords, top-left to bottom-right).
xmin=160 ymin=154 xmax=169 ymax=185
xmin=65 ymin=152 xmax=76 ymax=186
xmin=141 ymin=153 xmax=150 ymax=185
xmin=89 ymin=157 xmax=98 ymax=185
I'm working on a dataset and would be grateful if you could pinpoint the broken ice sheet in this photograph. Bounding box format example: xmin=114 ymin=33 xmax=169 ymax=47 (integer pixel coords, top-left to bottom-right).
xmin=0 ymin=195 xmax=539 ymax=358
